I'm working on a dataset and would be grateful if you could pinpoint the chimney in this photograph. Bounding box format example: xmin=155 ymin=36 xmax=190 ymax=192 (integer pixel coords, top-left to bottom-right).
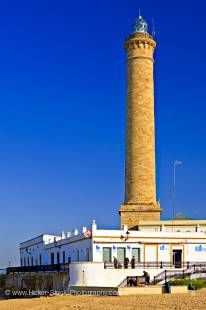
xmin=92 ymin=220 xmax=97 ymax=232
xmin=66 ymin=231 xmax=71 ymax=238
xmin=61 ymin=231 xmax=65 ymax=239
xmin=82 ymin=227 xmax=87 ymax=233
xmin=74 ymin=228 xmax=78 ymax=236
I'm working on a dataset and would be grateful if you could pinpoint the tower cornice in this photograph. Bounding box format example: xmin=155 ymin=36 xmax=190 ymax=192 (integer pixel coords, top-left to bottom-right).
xmin=124 ymin=33 xmax=156 ymax=52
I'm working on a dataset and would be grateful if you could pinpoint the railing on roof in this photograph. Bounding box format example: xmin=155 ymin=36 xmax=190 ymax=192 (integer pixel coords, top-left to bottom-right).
xmin=6 ymin=263 xmax=70 ymax=274
xmin=104 ymin=261 xmax=206 ymax=270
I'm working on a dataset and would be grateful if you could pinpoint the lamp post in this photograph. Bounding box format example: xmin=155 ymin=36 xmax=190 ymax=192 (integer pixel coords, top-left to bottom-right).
xmin=172 ymin=160 xmax=182 ymax=231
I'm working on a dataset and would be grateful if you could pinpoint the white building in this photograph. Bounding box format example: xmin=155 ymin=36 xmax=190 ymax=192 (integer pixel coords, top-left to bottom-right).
xmin=19 ymin=220 xmax=206 ymax=287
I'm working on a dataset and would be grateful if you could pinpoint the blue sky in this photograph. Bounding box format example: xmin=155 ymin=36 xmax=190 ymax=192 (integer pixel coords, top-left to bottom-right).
xmin=0 ymin=0 xmax=206 ymax=267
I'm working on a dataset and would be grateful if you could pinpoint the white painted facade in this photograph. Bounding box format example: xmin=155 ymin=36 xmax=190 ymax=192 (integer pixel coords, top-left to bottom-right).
xmin=69 ymin=262 xmax=161 ymax=287
xmin=20 ymin=219 xmax=206 ymax=287
xmin=20 ymin=221 xmax=206 ymax=267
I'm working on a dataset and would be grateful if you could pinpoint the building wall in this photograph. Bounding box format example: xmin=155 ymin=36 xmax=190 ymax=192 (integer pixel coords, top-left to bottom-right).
xmin=44 ymin=239 xmax=92 ymax=265
xmin=185 ymin=243 xmax=206 ymax=262
xmin=69 ymin=262 xmax=161 ymax=287
xmin=92 ymin=242 xmax=143 ymax=263
xmin=19 ymin=223 xmax=206 ymax=268
xmin=20 ymin=236 xmax=92 ymax=266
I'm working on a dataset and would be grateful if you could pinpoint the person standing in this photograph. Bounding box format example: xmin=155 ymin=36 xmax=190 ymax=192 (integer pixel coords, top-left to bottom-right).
xmin=113 ymin=256 xmax=118 ymax=269
xmin=131 ymin=256 xmax=135 ymax=269
xmin=124 ymin=257 xmax=129 ymax=269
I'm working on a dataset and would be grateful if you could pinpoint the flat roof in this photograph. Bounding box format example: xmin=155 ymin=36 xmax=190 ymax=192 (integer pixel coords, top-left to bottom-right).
xmin=138 ymin=219 xmax=206 ymax=226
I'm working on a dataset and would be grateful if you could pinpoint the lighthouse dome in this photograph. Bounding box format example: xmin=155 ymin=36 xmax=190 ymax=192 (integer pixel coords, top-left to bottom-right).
xmin=133 ymin=15 xmax=148 ymax=33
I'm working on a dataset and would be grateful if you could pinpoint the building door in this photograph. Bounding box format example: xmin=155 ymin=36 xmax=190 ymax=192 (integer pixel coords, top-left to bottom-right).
xmin=173 ymin=249 xmax=182 ymax=268
xmin=117 ymin=247 xmax=126 ymax=263
xmin=132 ymin=248 xmax=140 ymax=262
xmin=103 ymin=247 xmax=112 ymax=262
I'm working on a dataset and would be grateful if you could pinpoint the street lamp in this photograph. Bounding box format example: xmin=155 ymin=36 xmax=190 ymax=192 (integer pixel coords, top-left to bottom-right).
xmin=172 ymin=160 xmax=182 ymax=231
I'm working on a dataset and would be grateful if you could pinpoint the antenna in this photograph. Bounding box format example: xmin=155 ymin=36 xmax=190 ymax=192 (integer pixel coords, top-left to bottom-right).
xmin=139 ymin=8 xmax=141 ymax=17
xmin=152 ymin=18 xmax=156 ymax=37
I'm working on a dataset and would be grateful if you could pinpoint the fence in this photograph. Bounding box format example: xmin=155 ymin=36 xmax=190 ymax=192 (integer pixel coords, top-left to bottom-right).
xmin=5 ymin=263 xmax=70 ymax=274
xmin=104 ymin=261 xmax=206 ymax=270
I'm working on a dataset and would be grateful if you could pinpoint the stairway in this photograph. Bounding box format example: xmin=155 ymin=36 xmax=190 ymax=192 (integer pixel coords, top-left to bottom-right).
xmin=152 ymin=264 xmax=206 ymax=284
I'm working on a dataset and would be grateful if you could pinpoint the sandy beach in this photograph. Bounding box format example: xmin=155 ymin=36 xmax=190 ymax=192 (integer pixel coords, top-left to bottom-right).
xmin=0 ymin=289 xmax=206 ymax=310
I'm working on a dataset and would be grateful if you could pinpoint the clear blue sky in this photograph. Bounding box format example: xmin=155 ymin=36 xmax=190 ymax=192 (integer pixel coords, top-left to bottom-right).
xmin=0 ymin=0 xmax=206 ymax=267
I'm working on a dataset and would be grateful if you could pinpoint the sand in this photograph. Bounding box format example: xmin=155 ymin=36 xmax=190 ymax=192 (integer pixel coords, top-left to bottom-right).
xmin=0 ymin=289 xmax=206 ymax=310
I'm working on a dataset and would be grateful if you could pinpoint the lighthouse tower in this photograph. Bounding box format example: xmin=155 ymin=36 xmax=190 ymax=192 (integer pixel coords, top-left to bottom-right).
xmin=119 ymin=15 xmax=162 ymax=229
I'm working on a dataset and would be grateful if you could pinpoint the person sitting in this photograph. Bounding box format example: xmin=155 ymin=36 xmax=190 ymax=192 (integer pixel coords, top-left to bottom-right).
xmin=128 ymin=277 xmax=135 ymax=287
xmin=143 ymin=270 xmax=150 ymax=285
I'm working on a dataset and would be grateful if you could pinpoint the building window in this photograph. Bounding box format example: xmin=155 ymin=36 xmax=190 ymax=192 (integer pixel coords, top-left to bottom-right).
xmin=20 ymin=258 xmax=23 ymax=266
xmin=27 ymin=257 xmax=30 ymax=267
xmin=57 ymin=252 xmax=60 ymax=265
xmin=68 ymin=257 xmax=71 ymax=264
xmin=117 ymin=247 xmax=126 ymax=263
xmin=24 ymin=258 xmax=26 ymax=266
xmin=50 ymin=253 xmax=54 ymax=265
xmin=103 ymin=247 xmax=112 ymax=263
xmin=76 ymin=249 xmax=80 ymax=262
xmin=62 ymin=251 xmax=65 ymax=264
xmin=86 ymin=248 xmax=89 ymax=261
xmin=39 ymin=254 xmax=42 ymax=266
xmin=31 ymin=256 xmax=33 ymax=266
xmin=132 ymin=248 xmax=140 ymax=262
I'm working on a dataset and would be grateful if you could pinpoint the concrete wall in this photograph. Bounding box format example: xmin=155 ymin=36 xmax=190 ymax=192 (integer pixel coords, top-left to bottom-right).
xmin=69 ymin=262 xmax=161 ymax=287
xmin=118 ymin=286 xmax=162 ymax=296
xmin=4 ymin=272 xmax=69 ymax=291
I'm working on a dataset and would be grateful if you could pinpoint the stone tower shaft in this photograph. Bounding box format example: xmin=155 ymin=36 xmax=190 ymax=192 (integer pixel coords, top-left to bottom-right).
xmin=119 ymin=30 xmax=161 ymax=229
xmin=125 ymin=32 xmax=156 ymax=204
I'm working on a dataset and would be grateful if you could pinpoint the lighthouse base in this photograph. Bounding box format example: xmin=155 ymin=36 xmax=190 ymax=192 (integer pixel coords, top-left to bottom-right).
xmin=119 ymin=202 xmax=162 ymax=230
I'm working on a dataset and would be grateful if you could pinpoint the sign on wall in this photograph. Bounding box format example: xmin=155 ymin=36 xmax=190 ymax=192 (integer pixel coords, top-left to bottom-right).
xmin=195 ymin=245 xmax=206 ymax=252
xmin=127 ymin=245 xmax=132 ymax=251
xmin=159 ymin=245 xmax=169 ymax=251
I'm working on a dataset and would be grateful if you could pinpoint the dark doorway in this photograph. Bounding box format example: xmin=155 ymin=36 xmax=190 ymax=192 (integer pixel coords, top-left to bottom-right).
xmin=50 ymin=253 xmax=54 ymax=265
xmin=39 ymin=254 xmax=42 ymax=266
xmin=62 ymin=251 xmax=65 ymax=264
xmin=172 ymin=249 xmax=182 ymax=268
xmin=57 ymin=252 xmax=60 ymax=265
